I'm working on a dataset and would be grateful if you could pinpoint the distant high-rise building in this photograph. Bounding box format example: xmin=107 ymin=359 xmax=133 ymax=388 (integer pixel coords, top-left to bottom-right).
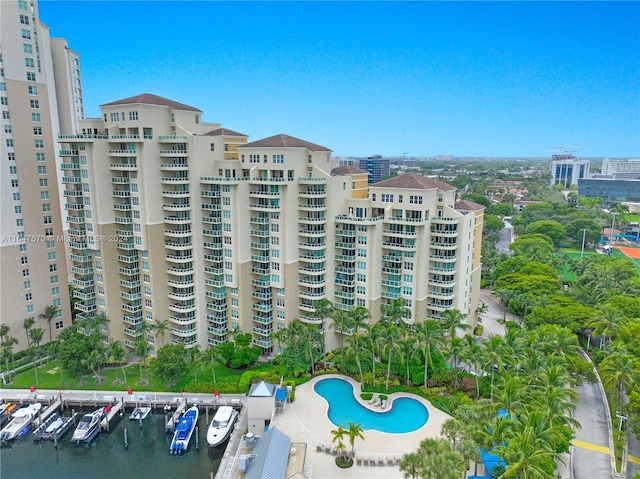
xmin=601 ymin=158 xmax=640 ymax=179
xmin=0 ymin=0 xmax=79 ymax=349
xmin=59 ymin=94 xmax=484 ymax=354
xmin=359 ymin=154 xmax=390 ymax=184
xmin=550 ymin=154 xmax=590 ymax=187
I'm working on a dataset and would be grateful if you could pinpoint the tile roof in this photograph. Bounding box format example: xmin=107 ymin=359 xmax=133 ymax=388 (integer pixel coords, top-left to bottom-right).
xmin=455 ymin=200 xmax=486 ymax=212
xmin=371 ymin=173 xmax=456 ymax=190
xmin=331 ymin=166 xmax=369 ymax=175
xmin=239 ymin=134 xmax=331 ymax=152
xmin=205 ymin=128 xmax=248 ymax=137
xmin=100 ymin=93 xmax=201 ymax=112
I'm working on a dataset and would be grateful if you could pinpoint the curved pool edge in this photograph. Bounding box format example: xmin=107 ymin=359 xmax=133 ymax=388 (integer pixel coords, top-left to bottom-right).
xmin=311 ymin=374 xmax=433 ymax=435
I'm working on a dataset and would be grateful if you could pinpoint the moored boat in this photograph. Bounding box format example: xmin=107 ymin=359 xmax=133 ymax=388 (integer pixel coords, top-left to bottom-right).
xmin=71 ymin=408 xmax=104 ymax=444
xmin=129 ymin=407 xmax=151 ymax=421
xmin=206 ymin=406 xmax=238 ymax=447
xmin=0 ymin=403 xmax=42 ymax=442
xmin=33 ymin=413 xmax=76 ymax=442
xmin=169 ymin=406 xmax=198 ymax=455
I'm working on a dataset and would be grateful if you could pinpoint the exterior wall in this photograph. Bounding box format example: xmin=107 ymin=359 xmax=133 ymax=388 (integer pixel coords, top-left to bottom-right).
xmin=578 ymin=178 xmax=640 ymax=205
xmin=601 ymin=159 xmax=640 ymax=179
xmin=550 ymin=156 xmax=590 ymax=187
xmin=0 ymin=0 xmax=73 ymax=350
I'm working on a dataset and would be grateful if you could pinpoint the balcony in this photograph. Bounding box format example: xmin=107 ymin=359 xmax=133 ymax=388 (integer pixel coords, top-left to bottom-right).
xmin=431 ymin=216 xmax=459 ymax=224
xmin=386 ymin=216 xmax=427 ymax=224
xmin=75 ymin=302 xmax=97 ymax=313
xmin=166 ymin=254 xmax=193 ymax=263
xmin=71 ymin=266 xmax=93 ymax=275
xmin=162 ymin=190 xmax=190 ymax=197
xmin=250 ymin=229 xmax=269 ymax=237
xmin=335 ymin=229 xmax=356 ymax=237
xmin=114 ymin=216 xmax=133 ymax=224
xmin=123 ymin=328 xmax=143 ymax=338
xmin=167 ymin=267 xmax=193 ymax=275
xmin=64 ymin=189 xmax=83 ymax=196
xmin=205 ymin=290 xmax=227 ymax=300
xmin=113 ymin=203 xmax=131 ymax=211
xmin=169 ymin=302 xmax=196 ymax=313
xmin=252 ymin=315 xmax=273 ymax=325
xmin=299 ymin=315 xmax=322 ymax=325
xmin=161 ymin=176 xmax=189 ymax=184
xmin=335 ymin=290 xmax=355 ymax=300
xmin=160 ymin=163 xmax=188 ymax=170
xmin=73 ymin=290 xmax=95 ymax=301
xmin=58 ymin=134 xmax=108 ymax=140
xmin=117 ymin=254 xmax=137 ymax=263
xmin=299 ymin=241 xmax=325 ymax=250
xmin=111 ymin=177 xmax=130 ymax=184
xmin=110 ymin=162 xmax=137 ymax=170
xmin=200 ymin=190 xmax=220 ymax=198
xmin=171 ymin=327 xmax=197 ymax=337
xmin=252 ymin=327 xmax=272 ymax=337
xmin=431 ymin=241 xmax=458 ymax=249
xmin=300 ymin=290 xmax=325 ymax=300
xmin=119 ymin=279 xmax=141 ymax=288
xmin=249 ymin=217 xmax=269 ymax=224
xmin=169 ymin=291 xmax=196 ymax=301
xmin=159 ymin=149 xmax=188 ymax=157
xmin=252 ymin=303 xmax=273 ymax=312
xmin=383 ymin=229 xmax=417 ymax=237
xmin=108 ymin=150 xmax=136 ymax=156
xmin=249 ymin=189 xmax=280 ymax=197
xmin=170 ymin=315 xmax=197 ymax=325
xmin=121 ymin=303 xmax=142 ymax=313
xmin=299 ymin=254 xmax=325 ymax=262
xmin=164 ymin=216 xmax=191 ymax=224
xmin=335 ymin=241 xmax=356 ymax=250
xmin=253 ymin=338 xmax=274 ymax=348
xmin=298 ymin=216 xmax=325 ymax=223
xmin=110 ymin=134 xmax=140 ymax=140
xmin=382 ymin=241 xmax=416 ymax=250
xmin=165 ymin=241 xmax=192 ymax=250
xmin=249 ymin=177 xmax=286 ymax=183
xmin=299 ymin=277 xmax=325 ymax=287
xmin=252 ymin=291 xmax=273 ymax=301
xmin=298 ymin=177 xmax=326 ymax=184
xmin=72 ymin=278 xmax=94 ymax=288
xmin=335 ymin=215 xmax=384 ymax=224
xmin=298 ymin=203 xmax=326 ymax=210
xmin=158 ymin=135 xmax=187 ymax=141
xmin=201 ymin=203 xmax=221 ymax=211
xmin=430 ymin=254 xmax=457 ymax=262
xmin=298 ymin=189 xmax=326 ymax=197
xmin=250 ymin=202 xmax=280 ymax=211
xmin=165 ymin=229 xmax=192 ymax=238
xmin=381 ymin=290 xmax=401 ymax=300
xmin=169 ymin=278 xmax=195 ymax=288
xmin=202 ymin=216 xmax=222 ymax=224
xmin=334 ymin=265 xmax=355 ymax=274
xmin=298 ymin=228 xmax=325 ymax=237
xmin=60 ymin=163 xmax=80 ymax=170
xmin=62 ymin=177 xmax=82 ymax=184
xmin=163 ymin=203 xmax=191 ymax=211
xmin=203 ymin=229 xmax=222 ymax=237
xmin=299 ymin=266 xmax=326 ymax=275
xmin=59 ymin=149 xmax=79 ymax=156
xmin=206 ymin=302 xmax=227 ymax=312
xmin=208 ymin=326 xmax=227 ymax=336
xmin=121 ymin=291 xmax=142 ymax=301
xmin=250 ymin=242 xmax=270 ymax=250
xmin=112 ymin=190 xmax=131 ymax=197
xmin=119 ymin=266 xmax=139 ymax=276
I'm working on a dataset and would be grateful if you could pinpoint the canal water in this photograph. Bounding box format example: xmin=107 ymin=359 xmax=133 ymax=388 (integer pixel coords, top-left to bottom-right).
xmin=0 ymin=409 xmax=223 ymax=479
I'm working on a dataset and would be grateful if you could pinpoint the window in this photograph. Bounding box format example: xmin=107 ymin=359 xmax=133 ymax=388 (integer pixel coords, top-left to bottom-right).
xmin=39 ymin=178 xmax=48 ymax=187
xmin=46 ymin=240 xmax=54 ymax=248
xmin=3 ymin=125 xmax=11 ymax=134
xmin=144 ymin=287 xmax=151 ymax=296
xmin=16 ymin=218 xmax=23 ymax=226
xmin=210 ymin=143 xmax=215 ymax=151
xmin=403 ymin=286 xmax=413 ymax=296
xmin=21 ymin=256 xmax=28 ymax=264
xmin=30 ymin=99 xmax=39 ymax=109
xmin=403 ymin=274 xmax=414 ymax=283
xmin=47 ymin=252 xmax=56 ymax=261
xmin=49 ymin=264 xmax=57 ymax=272
xmin=0 ymin=97 xmax=9 ymax=106
xmin=357 ymin=248 xmax=367 ymax=257
xmin=277 ymin=298 xmax=285 ymax=308
xmin=8 ymin=152 xmax=15 ymax=160
xmin=44 ymin=227 xmax=53 ymax=236
xmin=40 ymin=191 xmax=49 ymax=199
xmin=25 ymin=58 xmax=35 ymax=68
xmin=357 ymin=261 xmax=367 ymax=270
xmin=27 ymin=305 xmax=34 ymax=314
xmin=381 ymin=194 xmax=394 ymax=203
xmin=129 ymin=111 xmax=138 ymax=120
xmin=356 ymin=286 xmax=366 ymax=295
xmin=20 ymin=14 xmax=29 ymax=24
xmin=21 ymin=29 xmax=31 ymax=39
xmin=0 ymin=82 xmax=5 ymax=91
xmin=23 ymin=43 xmax=32 ymax=53
xmin=9 ymin=166 xmax=17 ymax=174
xmin=24 ymin=280 xmax=31 ymax=289
xmin=18 ymin=0 xmax=28 ymax=10
xmin=19 ymin=244 xmax=26 ymax=252
xmin=42 ymin=203 xmax=51 ymax=212
xmin=33 ymin=127 xmax=42 ymax=135
xmin=32 ymin=113 xmax=40 ymax=123
xmin=273 ymin=154 xmax=284 ymax=164
xmin=145 ymin=299 xmax=152 ymax=308
xmin=13 ymin=193 xmax=20 ymax=200
xmin=11 ymin=179 xmax=18 ymax=187
xmin=110 ymin=112 xmax=119 ymax=122
xmin=6 ymin=139 xmax=13 ymax=147
xmin=2 ymin=111 xmax=9 ymax=119
xmin=36 ymin=152 xmax=45 ymax=162
xmin=271 ymin=274 xmax=280 ymax=283
xmin=37 ymin=165 xmax=46 ymax=174
xmin=26 ymin=72 xmax=36 ymax=81
xmin=34 ymin=139 xmax=44 ymax=148
xmin=224 ymin=143 xmax=229 ymax=152
xmin=23 ymin=269 xmax=29 ymax=277
xmin=43 ymin=215 xmax=52 ymax=224
xmin=142 ymin=261 xmax=149 ymax=271
xmin=28 ymin=85 xmax=37 ymax=95
xmin=55 ymin=321 xmax=64 ymax=331
xmin=51 ymin=287 xmax=60 ymax=296
xmin=409 ymin=195 xmax=423 ymax=204
xmin=223 ymin=211 xmax=231 ymax=219
xmin=143 ymin=274 xmax=150 ymax=283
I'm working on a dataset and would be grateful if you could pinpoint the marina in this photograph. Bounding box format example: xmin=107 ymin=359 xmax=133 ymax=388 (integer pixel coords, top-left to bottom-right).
xmin=0 ymin=390 xmax=243 ymax=479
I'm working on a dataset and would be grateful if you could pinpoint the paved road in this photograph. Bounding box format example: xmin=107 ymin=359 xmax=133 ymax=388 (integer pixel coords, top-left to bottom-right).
xmin=573 ymin=381 xmax=612 ymax=479
xmin=627 ymin=432 xmax=640 ymax=478
xmin=496 ymin=225 xmax=513 ymax=254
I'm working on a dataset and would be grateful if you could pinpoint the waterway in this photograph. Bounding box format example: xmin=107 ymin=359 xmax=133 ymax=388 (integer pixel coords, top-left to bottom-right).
xmin=0 ymin=409 xmax=223 ymax=479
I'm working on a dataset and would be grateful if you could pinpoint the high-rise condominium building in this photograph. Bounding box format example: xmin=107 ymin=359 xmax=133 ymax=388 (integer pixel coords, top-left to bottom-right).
xmin=601 ymin=158 xmax=640 ymax=179
xmin=1 ymin=0 xmax=80 ymax=349
xmin=59 ymin=94 xmax=483 ymax=353
xmin=550 ymin=154 xmax=590 ymax=187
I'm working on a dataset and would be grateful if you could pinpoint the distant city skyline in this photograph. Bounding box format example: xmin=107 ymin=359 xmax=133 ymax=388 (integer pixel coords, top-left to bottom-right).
xmin=40 ymin=1 xmax=640 ymax=157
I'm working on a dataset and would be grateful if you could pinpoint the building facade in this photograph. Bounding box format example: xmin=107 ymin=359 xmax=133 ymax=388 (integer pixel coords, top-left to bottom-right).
xmin=550 ymin=154 xmax=590 ymax=187
xmin=578 ymin=178 xmax=640 ymax=205
xmin=0 ymin=0 xmax=78 ymax=349
xmin=601 ymin=158 xmax=640 ymax=179
xmin=59 ymin=94 xmax=483 ymax=354
xmin=359 ymin=154 xmax=390 ymax=184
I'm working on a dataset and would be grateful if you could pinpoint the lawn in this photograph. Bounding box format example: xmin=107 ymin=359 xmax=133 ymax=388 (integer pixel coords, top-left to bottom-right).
xmin=6 ymin=359 xmax=277 ymax=394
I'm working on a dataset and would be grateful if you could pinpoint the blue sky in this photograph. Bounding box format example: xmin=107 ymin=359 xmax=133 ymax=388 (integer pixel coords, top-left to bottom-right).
xmin=39 ymin=1 xmax=639 ymax=157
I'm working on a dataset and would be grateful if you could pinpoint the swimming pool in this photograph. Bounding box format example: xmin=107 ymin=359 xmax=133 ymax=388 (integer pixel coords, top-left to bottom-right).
xmin=313 ymin=378 xmax=429 ymax=434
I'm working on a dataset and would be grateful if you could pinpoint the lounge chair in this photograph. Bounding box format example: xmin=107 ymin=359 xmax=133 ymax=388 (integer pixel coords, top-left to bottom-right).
xmin=370 ymin=457 xmax=377 ymax=466
xmin=324 ymin=446 xmax=332 ymax=454
xmin=373 ymin=398 xmax=381 ymax=407
xmin=386 ymin=456 xmax=394 ymax=465
xmin=356 ymin=456 xmax=362 ymax=466
xmin=377 ymin=457 xmax=385 ymax=466
xmin=363 ymin=457 xmax=369 ymax=466
xmin=380 ymin=399 xmax=386 ymax=409
xmin=316 ymin=443 xmax=324 ymax=452
xmin=394 ymin=455 xmax=401 ymax=465
xmin=368 ymin=395 xmax=377 ymax=404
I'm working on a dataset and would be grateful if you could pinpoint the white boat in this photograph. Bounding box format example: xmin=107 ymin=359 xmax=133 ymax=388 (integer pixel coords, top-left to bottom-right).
xmin=169 ymin=405 xmax=199 ymax=455
xmin=0 ymin=403 xmax=42 ymax=441
xmin=206 ymin=406 xmax=238 ymax=447
xmin=129 ymin=407 xmax=151 ymax=421
xmin=71 ymin=408 xmax=104 ymax=443
xmin=32 ymin=413 xmax=77 ymax=442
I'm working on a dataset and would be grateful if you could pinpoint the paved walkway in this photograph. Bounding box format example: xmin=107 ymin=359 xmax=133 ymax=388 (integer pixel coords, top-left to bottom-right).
xmin=270 ymin=374 xmax=452 ymax=479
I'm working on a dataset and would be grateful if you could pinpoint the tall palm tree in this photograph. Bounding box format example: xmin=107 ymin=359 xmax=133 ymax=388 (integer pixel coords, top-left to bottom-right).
xmin=330 ymin=424 xmax=348 ymax=459
xmin=344 ymin=333 xmax=367 ymax=384
xmin=312 ymin=299 xmax=333 ymax=355
xmin=39 ymin=304 xmax=59 ymax=344
xmin=187 ymin=345 xmax=202 ymax=383
xmin=396 ymin=332 xmax=418 ymax=386
xmin=599 ymin=344 xmax=639 ymax=413
xmin=446 ymin=337 xmax=464 ymax=389
xmin=441 ymin=309 xmax=470 ymax=341
xmin=23 ymin=317 xmax=35 ymax=348
xmin=475 ymin=302 xmax=488 ymax=324
xmin=330 ymin=308 xmax=353 ymax=358
xmin=108 ymin=339 xmax=127 ymax=387
xmin=0 ymin=323 xmax=18 ymax=380
xmin=381 ymin=322 xmax=401 ymax=390
xmin=28 ymin=327 xmax=44 ymax=385
xmin=481 ymin=334 xmax=507 ymax=399
xmin=492 ymin=375 xmax=526 ymax=419
xmin=587 ymin=304 xmax=625 ymax=345
xmin=151 ymin=319 xmax=171 ymax=349
xmin=414 ymin=319 xmax=444 ymax=387
xmin=299 ymin=323 xmax=323 ymax=376
xmin=363 ymin=324 xmax=384 ymax=387
xmin=346 ymin=422 xmax=364 ymax=458
xmin=460 ymin=334 xmax=483 ymax=398
xmin=206 ymin=346 xmax=224 ymax=384
xmin=82 ymin=347 xmax=105 ymax=386
xmin=382 ymin=298 xmax=411 ymax=327
xmin=399 ymin=452 xmax=424 ymax=479
xmin=134 ymin=338 xmax=149 ymax=383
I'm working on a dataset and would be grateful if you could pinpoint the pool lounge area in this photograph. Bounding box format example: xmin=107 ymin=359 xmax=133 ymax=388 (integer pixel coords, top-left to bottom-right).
xmin=270 ymin=374 xmax=452 ymax=479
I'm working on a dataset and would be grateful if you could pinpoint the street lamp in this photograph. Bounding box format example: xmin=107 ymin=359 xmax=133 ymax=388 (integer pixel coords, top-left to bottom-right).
xmin=580 ymin=228 xmax=587 ymax=258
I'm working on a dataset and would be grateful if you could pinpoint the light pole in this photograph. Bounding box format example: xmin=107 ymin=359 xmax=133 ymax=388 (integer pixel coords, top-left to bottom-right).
xmin=580 ymin=228 xmax=587 ymax=258
xmin=610 ymin=212 xmax=618 ymax=250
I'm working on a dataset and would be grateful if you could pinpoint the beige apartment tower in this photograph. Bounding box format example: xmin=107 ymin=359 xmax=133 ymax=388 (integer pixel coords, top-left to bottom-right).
xmin=59 ymin=94 xmax=483 ymax=354
xmin=1 ymin=0 xmax=79 ymax=350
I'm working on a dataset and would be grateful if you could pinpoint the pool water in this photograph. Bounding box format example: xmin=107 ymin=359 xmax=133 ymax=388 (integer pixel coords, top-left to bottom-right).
xmin=313 ymin=378 xmax=429 ymax=434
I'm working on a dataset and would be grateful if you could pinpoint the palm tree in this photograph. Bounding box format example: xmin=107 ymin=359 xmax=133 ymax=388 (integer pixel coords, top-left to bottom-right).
xmin=344 ymin=333 xmax=367 ymax=384
xmin=382 ymin=298 xmax=411 ymax=327
xmin=399 ymin=452 xmax=424 ymax=479
xmin=492 ymin=375 xmax=525 ymax=419
xmin=187 ymin=345 xmax=202 ymax=383
xmin=346 ymin=422 xmax=364 ymax=458
xmin=441 ymin=418 xmax=465 ymax=452
xmin=599 ymin=344 xmax=639 ymax=413
xmin=330 ymin=424 xmax=348 ymax=459
xmin=108 ymin=339 xmax=127 ymax=387
xmin=446 ymin=337 xmax=464 ymax=388
xmin=587 ymin=304 xmax=625 ymax=345
xmin=82 ymin=347 xmax=105 ymax=386
xmin=459 ymin=334 xmax=483 ymax=398
xmin=494 ymin=288 xmax=518 ymax=322
xmin=23 ymin=317 xmax=35 ymax=348
xmin=134 ymin=338 xmax=149 ymax=383
xmin=380 ymin=322 xmax=401 ymax=390
xmin=39 ymin=304 xmax=59 ymax=344
xmin=414 ymin=319 xmax=444 ymax=387
xmin=300 ymin=323 xmax=323 ymax=376
xmin=396 ymin=333 xmax=417 ymax=386
xmin=206 ymin=346 xmax=224 ymax=384
xmin=330 ymin=308 xmax=354 ymax=358
xmin=481 ymin=334 xmax=507 ymax=399
xmin=475 ymin=302 xmax=488 ymax=324
xmin=363 ymin=324 xmax=384 ymax=387
xmin=151 ymin=319 xmax=171 ymax=349
xmin=441 ymin=309 xmax=470 ymax=341
xmin=0 ymin=323 xmax=18 ymax=380
xmin=28 ymin=327 xmax=44 ymax=385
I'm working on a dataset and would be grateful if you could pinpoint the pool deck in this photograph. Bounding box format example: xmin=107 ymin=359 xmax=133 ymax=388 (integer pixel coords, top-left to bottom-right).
xmin=271 ymin=374 xmax=452 ymax=479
